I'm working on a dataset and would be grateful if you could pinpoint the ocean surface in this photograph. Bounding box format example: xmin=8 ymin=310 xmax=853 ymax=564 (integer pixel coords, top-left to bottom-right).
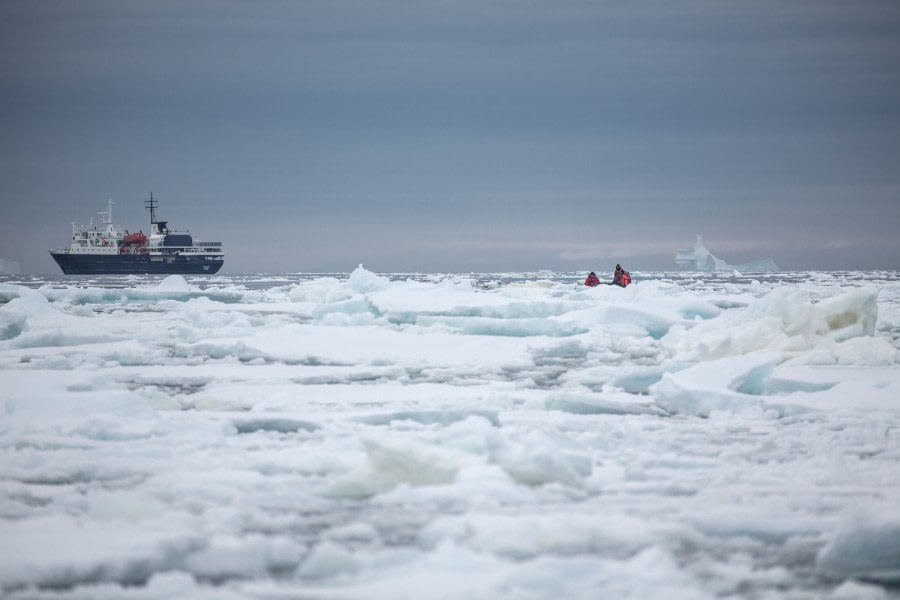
xmin=1 ymin=268 xmax=899 ymax=599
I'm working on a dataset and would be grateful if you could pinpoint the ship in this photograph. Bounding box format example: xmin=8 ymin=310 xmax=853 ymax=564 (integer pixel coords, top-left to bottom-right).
xmin=49 ymin=194 xmax=224 ymax=275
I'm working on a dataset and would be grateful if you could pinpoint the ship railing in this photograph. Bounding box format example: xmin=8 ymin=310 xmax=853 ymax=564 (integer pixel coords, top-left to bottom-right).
xmin=155 ymin=247 xmax=223 ymax=255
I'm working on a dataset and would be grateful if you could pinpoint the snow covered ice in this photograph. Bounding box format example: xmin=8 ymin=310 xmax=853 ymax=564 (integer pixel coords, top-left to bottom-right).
xmin=1 ymin=267 xmax=899 ymax=599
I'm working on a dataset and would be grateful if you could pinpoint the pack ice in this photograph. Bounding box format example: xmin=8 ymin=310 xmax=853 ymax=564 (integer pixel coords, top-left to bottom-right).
xmin=1 ymin=268 xmax=899 ymax=599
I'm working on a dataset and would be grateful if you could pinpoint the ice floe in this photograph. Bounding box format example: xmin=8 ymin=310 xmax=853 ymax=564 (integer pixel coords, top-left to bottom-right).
xmin=0 ymin=267 xmax=898 ymax=598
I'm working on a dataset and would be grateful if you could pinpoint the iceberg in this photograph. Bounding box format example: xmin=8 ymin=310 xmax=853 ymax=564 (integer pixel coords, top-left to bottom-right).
xmin=0 ymin=258 xmax=21 ymax=275
xmin=675 ymin=235 xmax=777 ymax=272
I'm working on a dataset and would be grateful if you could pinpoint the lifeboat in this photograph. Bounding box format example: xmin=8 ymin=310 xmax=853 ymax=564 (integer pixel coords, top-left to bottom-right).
xmin=123 ymin=231 xmax=147 ymax=245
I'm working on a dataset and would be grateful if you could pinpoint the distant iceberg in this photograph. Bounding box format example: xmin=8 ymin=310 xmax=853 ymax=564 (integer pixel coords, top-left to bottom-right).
xmin=675 ymin=235 xmax=777 ymax=272
xmin=0 ymin=258 xmax=21 ymax=275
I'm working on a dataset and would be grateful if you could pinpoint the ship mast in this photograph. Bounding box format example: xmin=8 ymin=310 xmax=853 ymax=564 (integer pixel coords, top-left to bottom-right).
xmin=146 ymin=192 xmax=158 ymax=226
xmin=145 ymin=192 xmax=168 ymax=234
xmin=100 ymin=198 xmax=114 ymax=225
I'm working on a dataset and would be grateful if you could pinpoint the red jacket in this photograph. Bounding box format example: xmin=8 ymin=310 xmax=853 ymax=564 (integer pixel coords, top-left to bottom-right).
xmin=584 ymin=273 xmax=600 ymax=287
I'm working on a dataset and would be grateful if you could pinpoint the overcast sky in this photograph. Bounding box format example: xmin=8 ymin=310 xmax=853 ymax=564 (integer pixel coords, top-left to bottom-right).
xmin=2 ymin=0 xmax=899 ymax=274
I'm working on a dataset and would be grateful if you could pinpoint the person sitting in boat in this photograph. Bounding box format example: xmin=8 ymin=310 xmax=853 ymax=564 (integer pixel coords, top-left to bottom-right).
xmin=612 ymin=264 xmax=631 ymax=287
xmin=584 ymin=271 xmax=601 ymax=287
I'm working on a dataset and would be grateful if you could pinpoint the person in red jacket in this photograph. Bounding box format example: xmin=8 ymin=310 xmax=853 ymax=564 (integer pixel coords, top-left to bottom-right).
xmin=612 ymin=264 xmax=631 ymax=287
xmin=584 ymin=271 xmax=600 ymax=287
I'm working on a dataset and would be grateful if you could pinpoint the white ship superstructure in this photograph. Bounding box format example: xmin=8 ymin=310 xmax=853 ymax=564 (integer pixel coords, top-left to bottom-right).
xmin=66 ymin=199 xmax=126 ymax=255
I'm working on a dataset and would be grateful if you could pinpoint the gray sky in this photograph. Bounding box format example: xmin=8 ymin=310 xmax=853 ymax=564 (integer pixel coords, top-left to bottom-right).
xmin=2 ymin=0 xmax=899 ymax=274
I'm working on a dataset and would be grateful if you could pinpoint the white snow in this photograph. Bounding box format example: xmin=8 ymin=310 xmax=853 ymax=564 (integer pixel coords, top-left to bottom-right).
xmin=0 ymin=267 xmax=899 ymax=599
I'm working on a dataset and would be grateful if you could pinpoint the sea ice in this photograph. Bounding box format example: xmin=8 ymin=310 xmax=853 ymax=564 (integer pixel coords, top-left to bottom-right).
xmin=0 ymin=268 xmax=898 ymax=599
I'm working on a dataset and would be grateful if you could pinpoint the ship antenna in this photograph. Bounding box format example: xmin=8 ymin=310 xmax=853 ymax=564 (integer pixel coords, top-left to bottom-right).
xmin=101 ymin=198 xmax=114 ymax=224
xmin=146 ymin=192 xmax=158 ymax=225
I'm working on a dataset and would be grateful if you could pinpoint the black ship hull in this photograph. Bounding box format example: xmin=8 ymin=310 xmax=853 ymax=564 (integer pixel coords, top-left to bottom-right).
xmin=50 ymin=252 xmax=223 ymax=275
